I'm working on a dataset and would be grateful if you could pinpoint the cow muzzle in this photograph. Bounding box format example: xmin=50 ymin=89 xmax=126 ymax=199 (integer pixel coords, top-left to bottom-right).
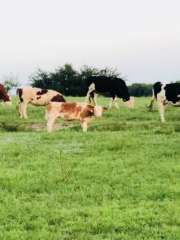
xmin=5 ymin=101 xmax=12 ymax=106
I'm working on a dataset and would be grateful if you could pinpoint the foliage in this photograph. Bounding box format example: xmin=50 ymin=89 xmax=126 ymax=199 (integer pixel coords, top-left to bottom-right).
xmin=29 ymin=68 xmax=52 ymax=89
xmin=29 ymin=64 xmax=154 ymax=97
xmin=2 ymin=73 xmax=20 ymax=93
xmin=1 ymin=97 xmax=180 ymax=239
xmin=29 ymin=64 xmax=123 ymax=96
xmin=128 ymin=83 xmax=153 ymax=97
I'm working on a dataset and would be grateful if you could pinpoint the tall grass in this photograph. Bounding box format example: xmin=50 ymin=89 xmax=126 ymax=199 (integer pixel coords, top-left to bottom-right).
xmin=0 ymin=97 xmax=180 ymax=239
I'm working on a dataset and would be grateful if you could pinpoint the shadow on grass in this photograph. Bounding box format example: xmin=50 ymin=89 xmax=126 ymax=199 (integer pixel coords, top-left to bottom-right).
xmin=0 ymin=122 xmax=32 ymax=132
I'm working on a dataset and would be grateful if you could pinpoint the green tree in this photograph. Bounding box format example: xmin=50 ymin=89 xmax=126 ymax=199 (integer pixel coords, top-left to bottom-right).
xmin=29 ymin=68 xmax=51 ymax=89
xmin=2 ymin=73 xmax=20 ymax=93
xmin=52 ymin=63 xmax=78 ymax=95
xmin=97 ymin=66 xmax=122 ymax=78
xmin=128 ymin=83 xmax=153 ymax=97
xmin=29 ymin=64 xmax=124 ymax=96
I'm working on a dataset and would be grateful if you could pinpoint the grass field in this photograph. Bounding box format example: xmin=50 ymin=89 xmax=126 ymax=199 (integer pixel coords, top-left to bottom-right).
xmin=0 ymin=96 xmax=180 ymax=240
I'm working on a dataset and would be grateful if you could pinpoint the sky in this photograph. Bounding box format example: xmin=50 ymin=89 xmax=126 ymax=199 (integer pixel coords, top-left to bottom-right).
xmin=0 ymin=0 xmax=180 ymax=86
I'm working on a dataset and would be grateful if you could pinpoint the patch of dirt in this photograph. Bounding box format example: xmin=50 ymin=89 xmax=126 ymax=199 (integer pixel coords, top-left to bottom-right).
xmin=29 ymin=123 xmax=75 ymax=131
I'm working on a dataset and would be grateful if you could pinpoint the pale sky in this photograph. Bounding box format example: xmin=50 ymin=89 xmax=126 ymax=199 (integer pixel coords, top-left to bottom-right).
xmin=0 ymin=0 xmax=180 ymax=86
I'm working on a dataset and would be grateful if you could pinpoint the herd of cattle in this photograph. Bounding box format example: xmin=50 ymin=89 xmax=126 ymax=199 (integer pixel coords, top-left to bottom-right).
xmin=0 ymin=76 xmax=180 ymax=131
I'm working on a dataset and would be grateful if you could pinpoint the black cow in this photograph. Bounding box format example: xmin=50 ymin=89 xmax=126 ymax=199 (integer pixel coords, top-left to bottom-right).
xmin=85 ymin=76 xmax=133 ymax=108
xmin=147 ymin=81 xmax=180 ymax=121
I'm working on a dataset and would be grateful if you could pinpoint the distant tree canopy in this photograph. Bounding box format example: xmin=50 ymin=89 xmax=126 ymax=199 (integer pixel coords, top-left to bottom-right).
xmin=128 ymin=83 xmax=153 ymax=97
xmin=2 ymin=73 xmax=20 ymax=93
xmin=29 ymin=63 xmax=154 ymax=97
xmin=29 ymin=64 xmax=121 ymax=96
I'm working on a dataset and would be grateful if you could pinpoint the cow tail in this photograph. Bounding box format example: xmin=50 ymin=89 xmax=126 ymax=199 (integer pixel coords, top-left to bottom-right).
xmin=147 ymin=88 xmax=155 ymax=111
xmin=16 ymin=88 xmax=20 ymax=111
xmin=89 ymin=96 xmax=91 ymax=103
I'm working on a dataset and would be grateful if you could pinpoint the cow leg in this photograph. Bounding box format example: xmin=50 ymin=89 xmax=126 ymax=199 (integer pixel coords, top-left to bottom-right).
xmin=114 ymin=96 xmax=119 ymax=109
xmin=18 ymin=102 xmax=27 ymax=118
xmin=17 ymin=103 xmax=23 ymax=118
xmin=85 ymin=91 xmax=91 ymax=103
xmin=109 ymin=95 xmax=118 ymax=108
xmin=89 ymin=91 xmax=96 ymax=104
xmin=109 ymin=98 xmax=113 ymax=108
xmin=45 ymin=110 xmax=48 ymax=120
xmin=157 ymin=100 xmax=166 ymax=122
xmin=85 ymin=83 xmax=95 ymax=103
xmin=22 ymin=102 xmax=28 ymax=119
xmin=81 ymin=120 xmax=88 ymax=132
xmin=93 ymin=92 xmax=98 ymax=105
xmin=47 ymin=117 xmax=56 ymax=132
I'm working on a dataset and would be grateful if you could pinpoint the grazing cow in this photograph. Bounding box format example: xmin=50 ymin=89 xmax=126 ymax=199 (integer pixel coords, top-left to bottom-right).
xmin=85 ymin=76 xmax=133 ymax=108
xmin=16 ymin=87 xmax=66 ymax=119
xmin=0 ymin=83 xmax=12 ymax=105
xmin=147 ymin=81 xmax=180 ymax=122
xmin=45 ymin=102 xmax=107 ymax=132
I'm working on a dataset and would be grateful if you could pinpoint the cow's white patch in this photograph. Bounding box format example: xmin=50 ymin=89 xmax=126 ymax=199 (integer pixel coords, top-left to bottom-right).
xmin=89 ymin=83 xmax=95 ymax=92
xmin=85 ymin=83 xmax=95 ymax=103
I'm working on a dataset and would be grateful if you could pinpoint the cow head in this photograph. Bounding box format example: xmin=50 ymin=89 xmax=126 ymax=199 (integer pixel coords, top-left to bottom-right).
xmin=117 ymin=81 xmax=131 ymax=103
xmin=124 ymin=96 xmax=134 ymax=108
xmin=4 ymin=96 xmax=12 ymax=106
xmin=94 ymin=105 xmax=107 ymax=118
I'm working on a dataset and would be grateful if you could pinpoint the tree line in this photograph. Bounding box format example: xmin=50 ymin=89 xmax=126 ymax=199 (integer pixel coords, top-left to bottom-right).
xmin=28 ymin=64 xmax=153 ymax=97
xmin=1 ymin=64 xmax=154 ymax=97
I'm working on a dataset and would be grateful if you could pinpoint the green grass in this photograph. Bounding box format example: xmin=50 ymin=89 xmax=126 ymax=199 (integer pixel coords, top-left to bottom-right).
xmin=0 ymin=96 xmax=180 ymax=239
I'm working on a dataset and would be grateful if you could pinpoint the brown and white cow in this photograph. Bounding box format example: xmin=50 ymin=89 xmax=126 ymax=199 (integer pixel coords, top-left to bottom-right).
xmin=16 ymin=87 xmax=65 ymax=119
xmin=0 ymin=83 xmax=12 ymax=105
xmin=45 ymin=102 xmax=107 ymax=132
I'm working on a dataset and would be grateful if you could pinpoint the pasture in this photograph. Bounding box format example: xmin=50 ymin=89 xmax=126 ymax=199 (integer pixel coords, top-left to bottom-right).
xmin=0 ymin=96 xmax=180 ymax=240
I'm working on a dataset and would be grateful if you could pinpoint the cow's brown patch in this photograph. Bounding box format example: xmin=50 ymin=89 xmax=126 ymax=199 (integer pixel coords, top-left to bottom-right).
xmin=46 ymin=102 xmax=52 ymax=113
xmin=75 ymin=106 xmax=82 ymax=116
xmin=80 ymin=105 xmax=94 ymax=118
xmin=87 ymin=105 xmax=94 ymax=113
xmin=51 ymin=94 xmax=66 ymax=102
xmin=37 ymin=89 xmax=48 ymax=95
xmin=64 ymin=113 xmax=70 ymax=119
xmin=37 ymin=96 xmax=41 ymax=100
xmin=59 ymin=103 xmax=77 ymax=114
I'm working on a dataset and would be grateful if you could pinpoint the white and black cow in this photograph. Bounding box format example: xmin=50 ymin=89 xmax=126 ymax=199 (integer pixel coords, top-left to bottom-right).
xmin=85 ymin=76 xmax=133 ymax=108
xmin=16 ymin=87 xmax=65 ymax=119
xmin=147 ymin=81 xmax=180 ymax=122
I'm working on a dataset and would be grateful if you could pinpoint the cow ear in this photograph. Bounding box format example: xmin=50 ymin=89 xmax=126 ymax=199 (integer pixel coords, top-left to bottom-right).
xmin=102 ymin=107 xmax=108 ymax=111
xmin=88 ymin=105 xmax=94 ymax=113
